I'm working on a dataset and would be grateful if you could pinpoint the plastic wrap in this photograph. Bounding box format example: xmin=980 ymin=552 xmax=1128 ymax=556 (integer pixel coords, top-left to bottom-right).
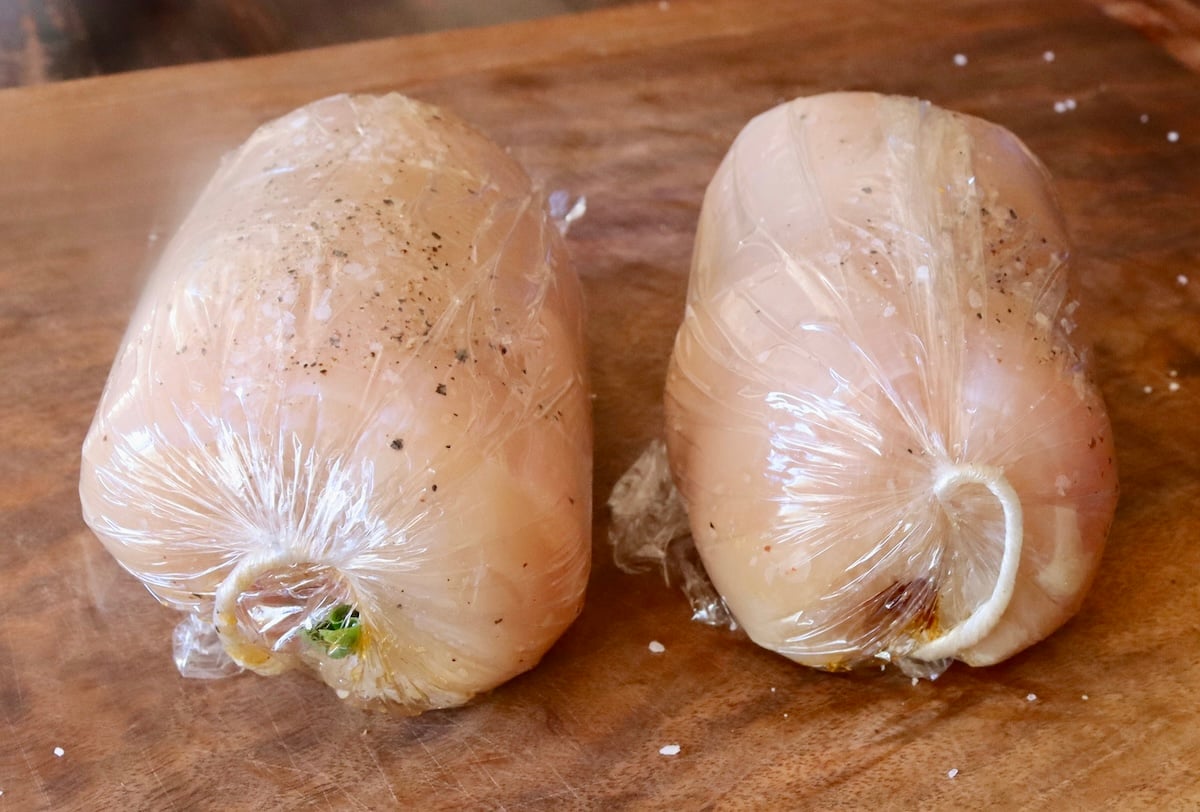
xmin=80 ymin=94 xmax=592 ymax=712
xmin=607 ymin=440 xmax=735 ymax=629
xmin=618 ymin=93 xmax=1118 ymax=677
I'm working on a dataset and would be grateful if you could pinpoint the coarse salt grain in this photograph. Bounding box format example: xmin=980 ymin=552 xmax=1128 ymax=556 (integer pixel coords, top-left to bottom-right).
xmin=659 ymin=744 xmax=681 ymax=756
xmin=1140 ymin=114 xmax=1150 ymax=124
xmin=1081 ymin=694 xmax=1090 ymax=701
xmin=1170 ymin=369 xmax=1180 ymax=377
xmin=1043 ymin=50 xmax=1055 ymax=62
xmin=948 ymin=768 xmax=960 ymax=779
xmin=1169 ymin=381 xmax=1180 ymax=393
xmin=1168 ymin=131 xmax=1180 ymax=143
xmin=1144 ymin=385 xmax=1154 ymax=394
xmin=1177 ymin=274 xmax=1189 ymax=285
xmin=648 ymin=640 xmax=666 ymax=654
xmin=53 ymin=746 xmax=65 ymax=757
xmin=953 ymin=53 xmax=968 ymax=67
xmin=1026 ymin=693 xmax=1038 ymax=702
xmin=911 ymin=677 xmax=919 ymax=686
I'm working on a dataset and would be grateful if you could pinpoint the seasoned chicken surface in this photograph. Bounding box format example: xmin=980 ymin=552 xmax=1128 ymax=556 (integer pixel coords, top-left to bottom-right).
xmin=665 ymin=93 xmax=1117 ymax=673
xmin=81 ymin=94 xmax=592 ymax=711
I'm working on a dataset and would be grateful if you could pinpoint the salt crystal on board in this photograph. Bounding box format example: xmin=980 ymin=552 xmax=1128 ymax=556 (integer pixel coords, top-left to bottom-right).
xmin=53 ymin=747 xmax=65 ymax=757
xmin=1177 ymin=274 xmax=1189 ymax=286
xmin=1140 ymin=114 xmax=1150 ymax=124
xmin=1168 ymin=131 xmax=1180 ymax=143
xmin=1043 ymin=51 xmax=1055 ymax=62
xmin=1169 ymin=382 xmax=1180 ymax=393
xmin=648 ymin=640 xmax=666 ymax=654
xmin=948 ymin=768 xmax=960 ymax=779
xmin=1081 ymin=694 xmax=1090 ymax=701
xmin=953 ymin=54 xmax=968 ymax=67
xmin=659 ymin=744 xmax=681 ymax=756
xmin=1026 ymin=693 xmax=1038 ymax=702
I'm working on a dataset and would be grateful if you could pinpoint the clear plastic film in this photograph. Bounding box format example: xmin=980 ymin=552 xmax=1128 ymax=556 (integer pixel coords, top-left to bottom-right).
xmin=547 ymin=189 xmax=588 ymax=236
xmin=607 ymin=440 xmax=735 ymax=629
xmin=80 ymin=94 xmax=592 ymax=712
xmin=614 ymin=93 xmax=1118 ymax=678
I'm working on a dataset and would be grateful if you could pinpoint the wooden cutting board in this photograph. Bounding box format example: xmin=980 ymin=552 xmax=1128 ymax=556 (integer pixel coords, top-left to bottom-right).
xmin=2 ymin=0 xmax=1199 ymax=807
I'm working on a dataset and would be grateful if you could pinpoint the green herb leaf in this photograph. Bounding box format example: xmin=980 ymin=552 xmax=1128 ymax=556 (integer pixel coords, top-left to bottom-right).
xmin=305 ymin=604 xmax=362 ymax=659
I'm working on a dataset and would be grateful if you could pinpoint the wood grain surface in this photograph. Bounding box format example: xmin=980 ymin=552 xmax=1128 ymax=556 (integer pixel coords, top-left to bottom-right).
xmin=2 ymin=1 xmax=1197 ymax=89
xmin=2 ymin=0 xmax=1199 ymax=808
xmin=0 ymin=0 xmax=640 ymax=89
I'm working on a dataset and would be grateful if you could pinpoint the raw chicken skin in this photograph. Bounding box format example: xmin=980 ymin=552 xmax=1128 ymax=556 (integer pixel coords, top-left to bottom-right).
xmin=665 ymin=93 xmax=1117 ymax=673
xmin=79 ymin=94 xmax=591 ymax=711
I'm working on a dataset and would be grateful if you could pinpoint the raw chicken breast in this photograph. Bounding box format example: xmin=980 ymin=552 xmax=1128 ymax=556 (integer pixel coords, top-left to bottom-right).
xmin=80 ymin=94 xmax=592 ymax=711
xmin=664 ymin=93 xmax=1117 ymax=674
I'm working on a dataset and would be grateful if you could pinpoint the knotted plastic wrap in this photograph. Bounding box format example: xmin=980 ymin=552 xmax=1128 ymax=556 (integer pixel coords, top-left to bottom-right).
xmin=80 ymin=94 xmax=592 ymax=712
xmin=611 ymin=93 xmax=1118 ymax=677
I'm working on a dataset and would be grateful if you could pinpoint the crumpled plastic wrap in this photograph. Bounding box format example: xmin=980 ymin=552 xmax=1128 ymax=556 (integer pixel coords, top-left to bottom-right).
xmin=547 ymin=190 xmax=588 ymax=236
xmin=607 ymin=440 xmax=735 ymax=629
xmin=612 ymin=93 xmax=1118 ymax=678
xmin=80 ymin=93 xmax=592 ymax=712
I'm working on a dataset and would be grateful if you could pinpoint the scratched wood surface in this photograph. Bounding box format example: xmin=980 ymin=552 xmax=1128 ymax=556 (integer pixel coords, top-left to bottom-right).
xmin=2 ymin=0 xmax=1199 ymax=808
